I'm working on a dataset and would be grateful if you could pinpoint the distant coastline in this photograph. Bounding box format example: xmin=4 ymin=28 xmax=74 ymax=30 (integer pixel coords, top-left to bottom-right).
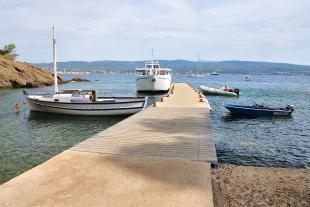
xmin=35 ymin=60 xmax=310 ymax=75
xmin=52 ymin=69 xmax=310 ymax=76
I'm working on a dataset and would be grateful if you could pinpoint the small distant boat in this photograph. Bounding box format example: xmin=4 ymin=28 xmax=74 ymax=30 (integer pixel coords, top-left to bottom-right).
xmin=224 ymin=104 xmax=294 ymax=117
xmin=189 ymin=53 xmax=204 ymax=78
xmin=211 ymin=72 xmax=219 ymax=75
xmin=243 ymin=75 xmax=251 ymax=81
xmin=200 ymin=85 xmax=240 ymax=96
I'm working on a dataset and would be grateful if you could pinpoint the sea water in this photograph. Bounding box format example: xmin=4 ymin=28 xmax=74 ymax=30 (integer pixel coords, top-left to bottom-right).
xmin=0 ymin=74 xmax=309 ymax=183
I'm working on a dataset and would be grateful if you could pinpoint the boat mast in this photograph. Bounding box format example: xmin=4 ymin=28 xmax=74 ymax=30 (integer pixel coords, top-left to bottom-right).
xmin=52 ymin=26 xmax=58 ymax=93
xmin=197 ymin=52 xmax=200 ymax=75
xmin=151 ymin=49 xmax=154 ymax=75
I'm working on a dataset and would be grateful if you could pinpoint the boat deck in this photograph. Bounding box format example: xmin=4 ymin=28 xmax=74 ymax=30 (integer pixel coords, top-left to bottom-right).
xmin=0 ymin=83 xmax=217 ymax=207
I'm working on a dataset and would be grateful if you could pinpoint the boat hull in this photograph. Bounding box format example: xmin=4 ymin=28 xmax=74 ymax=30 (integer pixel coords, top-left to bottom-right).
xmin=25 ymin=97 xmax=147 ymax=116
xmin=136 ymin=75 xmax=171 ymax=92
xmin=224 ymin=104 xmax=293 ymax=117
xmin=200 ymin=85 xmax=238 ymax=96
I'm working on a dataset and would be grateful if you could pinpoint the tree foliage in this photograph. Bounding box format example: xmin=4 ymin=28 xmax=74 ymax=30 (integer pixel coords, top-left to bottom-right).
xmin=0 ymin=43 xmax=18 ymax=60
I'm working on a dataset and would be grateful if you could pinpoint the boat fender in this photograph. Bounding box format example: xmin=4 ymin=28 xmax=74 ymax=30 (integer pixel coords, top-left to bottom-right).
xmin=15 ymin=103 xmax=21 ymax=111
xmin=233 ymin=88 xmax=240 ymax=95
xmin=151 ymin=78 xmax=156 ymax=82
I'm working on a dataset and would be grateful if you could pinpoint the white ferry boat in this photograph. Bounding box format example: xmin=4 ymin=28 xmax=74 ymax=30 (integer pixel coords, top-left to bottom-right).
xmin=135 ymin=59 xmax=171 ymax=93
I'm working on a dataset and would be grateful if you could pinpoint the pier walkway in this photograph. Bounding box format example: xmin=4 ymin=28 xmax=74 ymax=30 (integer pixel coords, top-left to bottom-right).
xmin=0 ymin=83 xmax=217 ymax=207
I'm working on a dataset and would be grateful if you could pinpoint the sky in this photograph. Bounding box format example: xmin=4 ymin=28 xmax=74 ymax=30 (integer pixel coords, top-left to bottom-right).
xmin=0 ymin=0 xmax=310 ymax=65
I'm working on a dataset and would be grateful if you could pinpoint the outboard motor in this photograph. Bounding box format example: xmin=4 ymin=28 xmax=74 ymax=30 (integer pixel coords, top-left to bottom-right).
xmin=285 ymin=105 xmax=294 ymax=112
xmin=233 ymin=88 xmax=240 ymax=95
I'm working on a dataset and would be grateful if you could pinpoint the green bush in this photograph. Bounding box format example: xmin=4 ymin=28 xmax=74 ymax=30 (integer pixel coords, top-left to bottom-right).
xmin=0 ymin=43 xmax=18 ymax=60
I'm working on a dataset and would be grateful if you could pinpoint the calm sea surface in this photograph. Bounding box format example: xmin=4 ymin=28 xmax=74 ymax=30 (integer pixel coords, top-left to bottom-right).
xmin=0 ymin=74 xmax=309 ymax=183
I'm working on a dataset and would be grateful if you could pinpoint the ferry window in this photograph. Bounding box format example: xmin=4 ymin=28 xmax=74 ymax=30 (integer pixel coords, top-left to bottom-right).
xmin=154 ymin=65 xmax=159 ymax=69
xmin=136 ymin=70 xmax=146 ymax=75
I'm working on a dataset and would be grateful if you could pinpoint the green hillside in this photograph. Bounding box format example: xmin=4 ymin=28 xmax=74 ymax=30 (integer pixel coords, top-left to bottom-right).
xmin=36 ymin=60 xmax=310 ymax=75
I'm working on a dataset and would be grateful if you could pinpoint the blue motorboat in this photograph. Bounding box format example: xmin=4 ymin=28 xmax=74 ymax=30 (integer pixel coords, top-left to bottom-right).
xmin=224 ymin=104 xmax=294 ymax=117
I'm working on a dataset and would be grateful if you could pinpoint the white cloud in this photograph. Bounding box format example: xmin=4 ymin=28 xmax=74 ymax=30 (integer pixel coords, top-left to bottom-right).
xmin=0 ymin=0 xmax=309 ymax=64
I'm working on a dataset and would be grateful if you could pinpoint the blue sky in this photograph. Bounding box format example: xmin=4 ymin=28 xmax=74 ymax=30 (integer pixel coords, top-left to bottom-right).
xmin=1 ymin=0 xmax=310 ymax=64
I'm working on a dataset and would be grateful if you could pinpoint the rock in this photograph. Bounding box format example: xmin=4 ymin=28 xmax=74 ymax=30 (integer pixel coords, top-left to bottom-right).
xmin=0 ymin=58 xmax=66 ymax=88
xmin=70 ymin=77 xmax=90 ymax=82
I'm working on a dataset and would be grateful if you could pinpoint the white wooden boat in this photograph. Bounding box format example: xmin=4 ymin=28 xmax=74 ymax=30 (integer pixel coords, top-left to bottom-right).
xmin=24 ymin=27 xmax=148 ymax=116
xmin=24 ymin=90 xmax=147 ymax=116
xmin=200 ymin=85 xmax=240 ymax=96
xmin=135 ymin=54 xmax=171 ymax=93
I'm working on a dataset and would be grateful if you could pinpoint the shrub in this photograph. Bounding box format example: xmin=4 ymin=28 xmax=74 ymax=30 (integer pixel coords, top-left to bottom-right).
xmin=0 ymin=43 xmax=18 ymax=60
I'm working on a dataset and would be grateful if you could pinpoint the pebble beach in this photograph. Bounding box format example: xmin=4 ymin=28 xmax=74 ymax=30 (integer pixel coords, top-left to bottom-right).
xmin=212 ymin=164 xmax=310 ymax=207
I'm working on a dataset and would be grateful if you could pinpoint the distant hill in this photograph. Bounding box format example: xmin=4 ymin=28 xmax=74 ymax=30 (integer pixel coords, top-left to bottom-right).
xmin=35 ymin=60 xmax=310 ymax=75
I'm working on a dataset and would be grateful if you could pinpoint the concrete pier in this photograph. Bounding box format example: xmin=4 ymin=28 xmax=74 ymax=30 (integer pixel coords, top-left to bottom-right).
xmin=0 ymin=83 xmax=217 ymax=207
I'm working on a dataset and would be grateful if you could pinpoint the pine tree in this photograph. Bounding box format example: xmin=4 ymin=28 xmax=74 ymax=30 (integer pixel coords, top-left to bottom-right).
xmin=0 ymin=43 xmax=18 ymax=60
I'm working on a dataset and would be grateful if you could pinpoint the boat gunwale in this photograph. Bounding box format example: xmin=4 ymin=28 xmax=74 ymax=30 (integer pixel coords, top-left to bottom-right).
xmin=25 ymin=98 xmax=146 ymax=111
xmin=25 ymin=96 xmax=148 ymax=105
xmin=224 ymin=104 xmax=292 ymax=113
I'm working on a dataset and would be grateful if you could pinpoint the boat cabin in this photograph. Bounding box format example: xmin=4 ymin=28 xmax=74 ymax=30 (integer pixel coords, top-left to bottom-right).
xmin=135 ymin=60 xmax=171 ymax=76
xmin=56 ymin=90 xmax=97 ymax=103
xmin=30 ymin=90 xmax=98 ymax=103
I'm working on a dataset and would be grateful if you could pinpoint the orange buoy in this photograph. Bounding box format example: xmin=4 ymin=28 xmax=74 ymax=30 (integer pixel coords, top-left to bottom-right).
xmin=15 ymin=103 xmax=21 ymax=110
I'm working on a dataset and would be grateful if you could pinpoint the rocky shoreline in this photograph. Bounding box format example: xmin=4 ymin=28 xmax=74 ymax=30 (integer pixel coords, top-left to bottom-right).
xmin=0 ymin=58 xmax=66 ymax=88
xmin=212 ymin=164 xmax=309 ymax=207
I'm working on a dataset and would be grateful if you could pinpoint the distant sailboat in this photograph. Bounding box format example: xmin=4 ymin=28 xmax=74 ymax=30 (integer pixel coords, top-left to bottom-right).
xmin=189 ymin=53 xmax=204 ymax=78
